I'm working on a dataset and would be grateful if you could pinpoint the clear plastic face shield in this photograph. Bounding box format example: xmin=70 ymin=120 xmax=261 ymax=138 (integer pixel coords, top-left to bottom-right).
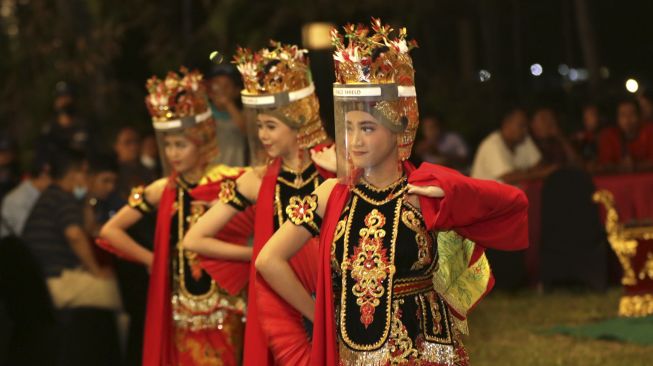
xmin=333 ymin=84 xmax=418 ymax=185
xmin=152 ymin=109 xmax=215 ymax=176
xmin=241 ymin=84 xmax=316 ymax=167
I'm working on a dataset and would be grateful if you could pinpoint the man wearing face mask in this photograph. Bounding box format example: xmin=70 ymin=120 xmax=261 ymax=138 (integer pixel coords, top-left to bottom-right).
xmin=22 ymin=149 xmax=121 ymax=311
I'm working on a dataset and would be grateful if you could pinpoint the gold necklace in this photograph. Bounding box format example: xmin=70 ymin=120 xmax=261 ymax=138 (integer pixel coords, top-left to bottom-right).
xmin=355 ymin=176 xmax=407 ymax=205
xmin=283 ymin=162 xmax=311 ymax=186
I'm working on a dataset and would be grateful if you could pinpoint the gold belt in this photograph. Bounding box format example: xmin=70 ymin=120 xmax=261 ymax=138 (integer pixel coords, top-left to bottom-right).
xmin=393 ymin=276 xmax=433 ymax=298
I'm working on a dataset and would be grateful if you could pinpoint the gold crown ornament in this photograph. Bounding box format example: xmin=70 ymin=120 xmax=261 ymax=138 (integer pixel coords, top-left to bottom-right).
xmin=144 ymin=67 xmax=218 ymax=164
xmin=233 ymin=41 xmax=327 ymax=149
xmin=332 ymin=18 xmax=419 ymax=160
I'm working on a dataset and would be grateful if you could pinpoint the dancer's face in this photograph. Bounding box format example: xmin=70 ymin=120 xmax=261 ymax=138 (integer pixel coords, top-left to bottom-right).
xmin=256 ymin=113 xmax=298 ymax=159
xmin=345 ymin=110 xmax=397 ymax=169
xmin=163 ymin=133 xmax=200 ymax=174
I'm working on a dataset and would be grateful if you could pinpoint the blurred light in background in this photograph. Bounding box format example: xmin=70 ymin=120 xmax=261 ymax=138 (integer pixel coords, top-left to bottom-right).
xmin=0 ymin=2 xmax=11 ymax=17
xmin=558 ymin=64 xmax=570 ymax=76
xmin=566 ymin=68 xmax=589 ymax=82
xmin=626 ymin=78 xmax=639 ymax=93
xmin=209 ymin=51 xmax=224 ymax=64
xmin=1 ymin=0 xmax=19 ymax=37
xmin=478 ymin=69 xmax=491 ymax=82
xmin=530 ymin=63 xmax=543 ymax=76
xmin=302 ymin=22 xmax=335 ymax=50
xmin=569 ymin=69 xmax=579 ymax=81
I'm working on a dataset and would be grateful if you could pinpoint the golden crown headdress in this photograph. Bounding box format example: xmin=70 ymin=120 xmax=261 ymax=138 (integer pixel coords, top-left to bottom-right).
xmin=144 ymin=67 xmax=211 ymax=130
xmin=331 ymin=18 xmax=419 ymax=160
xmin=144 ymin=67 xmax=218 ymax=166
xmin=233 ymin=41 xmax=327 ymax=149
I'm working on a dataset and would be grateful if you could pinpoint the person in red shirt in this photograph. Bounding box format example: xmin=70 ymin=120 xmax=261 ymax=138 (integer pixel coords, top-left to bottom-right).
xmin=598 ymin=98 xmax=653 ymax=172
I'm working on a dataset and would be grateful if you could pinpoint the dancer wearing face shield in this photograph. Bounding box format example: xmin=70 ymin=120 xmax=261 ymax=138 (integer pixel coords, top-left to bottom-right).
xmin=182 ymin=42 xmax=335 ymax=366
xmin=257 ymin=19 xmax=530 ymax=366
xmin=99 ymin=68 xmax=254 ymax=366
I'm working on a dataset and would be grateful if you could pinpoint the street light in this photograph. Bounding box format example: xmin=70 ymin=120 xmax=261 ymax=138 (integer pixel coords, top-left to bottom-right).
xmin=530 ymin=63 xmax=543 ymax=77
xmin=478 ymin=69 xmax=491 ymax=82
xmin=302 ymin=22 xmax=334 ymax=50
xmin=626 ymin=78 xmax=639 ymax=93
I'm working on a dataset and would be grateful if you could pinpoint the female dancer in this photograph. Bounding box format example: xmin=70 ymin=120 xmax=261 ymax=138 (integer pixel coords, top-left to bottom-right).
xmin=257 ymin=20 xmax=529 ymax=366
xmin=183 ymin=42 xmax=334 ymax=366
xmin=100 ymin=68 xmax=252 ymax=366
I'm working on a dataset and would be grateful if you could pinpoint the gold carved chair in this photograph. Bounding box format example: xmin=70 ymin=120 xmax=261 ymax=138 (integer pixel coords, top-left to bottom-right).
xmin=593 ymin=190 xmax=653 ymax=317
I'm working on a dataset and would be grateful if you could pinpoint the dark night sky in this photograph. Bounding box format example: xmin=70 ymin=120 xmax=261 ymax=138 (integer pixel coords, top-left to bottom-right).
xmin=3 ymin=0 xmax=653 ymax=149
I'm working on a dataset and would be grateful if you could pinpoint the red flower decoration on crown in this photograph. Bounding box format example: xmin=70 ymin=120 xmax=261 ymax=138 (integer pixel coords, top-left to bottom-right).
xmin=331 ymin=18 xmax=420 ymax=161
xmin=331 ymin=17 xmax=418 ymax=85
xmin=232 ymin=41 xmax=327 ymax=149
xmin=233 ymin=41 xmax=311 ymax=96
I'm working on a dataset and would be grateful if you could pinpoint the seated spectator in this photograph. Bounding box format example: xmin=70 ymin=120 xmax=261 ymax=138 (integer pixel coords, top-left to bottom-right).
xmin=413 ymin=113 xmax=469 ymax=170
xmin=140 ymin=133 xmax=161 ymax=177
xmin=22 ymin=150 xmax=121 ymax=311
xmin=205 ymin=64 xmax=247 ymax=166
xmin=530 ymin=106 xmax=581 ymax=166
xmin=598 ymin=98 xmax=653 ymax=172
xmin=113 ymin=127 xmax=156 ymax=200
xmin=471 ymin=105 xmax=556 ymax=183
xmin=1 ymin=151 xmax=52 ymax=238
xmin=572 ymin=103 xmax=603 ymax=164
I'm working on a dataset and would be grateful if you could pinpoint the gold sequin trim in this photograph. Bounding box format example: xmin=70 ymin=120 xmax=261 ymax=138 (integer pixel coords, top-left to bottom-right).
xmin=285 ymin=194 xmax=320 ymax=233
xmin=401 ymin=209 xmax=433 ymax=271
xmin=172 ymin=291 xmax=246 ymax=331
xmin=274 ymin=184 xmax=285 ymax=229
xmin=338 ymin=303 xmax=460 ymax=366
xmin=277 ymin=169 xmax=319 ymax=189
xmin=274 ymin=169 xmax=322 ymax=229
xmin=352 ymin=179 xmax=409 ymax=206
xmin=347 ymin=209 xmax=394 ymax=328
xmin=619 ymin=294 xmax=653 ymax=317
xmin=417 ymin=291 xmax=452 ymax=344
xmin=217 ymin=179 xmax=237 ymax=204
xmin=174 ymin=328 xmax=225 ymax=365
xmin=392 ymin=276 xmax=433 ymax=298
xmin=417 ymin=338 xmax=458 ymax=366
xmin=332 ymin=217 xmax=348 ymax=274
xmin=127 ymin=185 xmax=152 ymax=213
xmin=388 ymin=299 xmax=419 ymax=363
xmin=639 ymin=251 xmax=653 ymax=281
xmin=360 ymin=176 xmax=405 ymax=193
xmin=338 ymin=339 xmax=459 ymax=366
xmin=339 ymin=196 xmax=402 ymax=350
xmin=171 ymin=186 xmax=247 ymax=331
xmin=176 ymin=187 xmax=217 ymax=301
xmin=426 ymin=292 xmax=443 ymax=335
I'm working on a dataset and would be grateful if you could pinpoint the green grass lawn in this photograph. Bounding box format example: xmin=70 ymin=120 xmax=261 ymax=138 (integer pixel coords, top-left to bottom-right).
xmin=465 ymin=289 xmax=653 ymax=366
